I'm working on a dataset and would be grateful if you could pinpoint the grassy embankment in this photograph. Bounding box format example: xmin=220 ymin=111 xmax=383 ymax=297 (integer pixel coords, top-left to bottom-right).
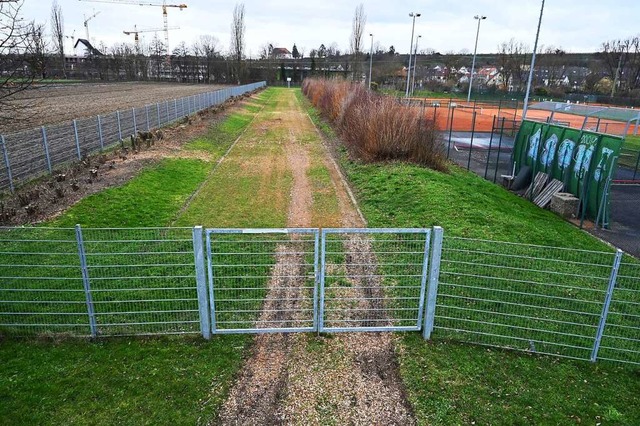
xmin=0 ymin=90 xmax=273 ymax=425
xmin=300 ymin=89 xmax=640 ymax=425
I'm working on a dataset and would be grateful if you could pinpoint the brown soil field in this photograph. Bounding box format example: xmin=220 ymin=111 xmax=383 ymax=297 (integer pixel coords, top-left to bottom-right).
xmin=2 ymin=82 xmax=225 ymax=134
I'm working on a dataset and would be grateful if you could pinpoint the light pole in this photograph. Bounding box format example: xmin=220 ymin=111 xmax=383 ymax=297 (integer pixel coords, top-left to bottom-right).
xmin=523 ymin=0 xmax=545 ymax=119
xmin=405 ymin=12 xmax=421 ymax=98
xmin=368 ymin=33 xmax=374 ymax=89
xmin=411 ymin=35 xmax=421 ymax=96
xmin=467 ymin=15 xmax=486 ymax=103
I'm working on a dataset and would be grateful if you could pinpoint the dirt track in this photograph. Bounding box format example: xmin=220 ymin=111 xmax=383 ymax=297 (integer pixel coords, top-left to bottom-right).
xmin=215 ymin=89 xmax=415 ymax=425
xmin=2 ymin=82 xmax=223 ymax=133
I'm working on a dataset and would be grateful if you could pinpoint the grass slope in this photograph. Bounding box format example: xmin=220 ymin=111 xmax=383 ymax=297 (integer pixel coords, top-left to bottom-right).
xmin=0 ymin=94 xmax=267 ymax=424
xmin=299 ymin=90 xmax=640 ymax=425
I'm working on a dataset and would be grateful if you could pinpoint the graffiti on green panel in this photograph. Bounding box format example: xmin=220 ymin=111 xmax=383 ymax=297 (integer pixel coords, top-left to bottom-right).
xmin=513 ymin=120 xmax=622 ymax=221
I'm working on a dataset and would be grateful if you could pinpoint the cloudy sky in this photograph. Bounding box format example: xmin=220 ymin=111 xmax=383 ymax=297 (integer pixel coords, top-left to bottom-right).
xmin=18 ymin=0 xmax=640 ymax=57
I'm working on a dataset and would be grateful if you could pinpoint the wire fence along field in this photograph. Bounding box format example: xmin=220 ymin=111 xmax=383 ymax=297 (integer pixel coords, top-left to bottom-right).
xmin=0 ymin=225 xmax=639 ymax=366
xmin=0 ymin=82 xmax=267 ymax=193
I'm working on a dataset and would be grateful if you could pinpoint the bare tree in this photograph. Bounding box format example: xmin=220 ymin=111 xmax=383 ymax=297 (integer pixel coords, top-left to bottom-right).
xmin=1 ymin=0 xmax=40 ymax=128
xmin=497 ymin=39 xmax=529 ymax=91
xmin=197 ymin=35 xmax=221 ymax=83
xmin=349 ymin=3 xmax=366 ymax=81
xmin=537 ymin=46 xmax=567 ymax=88
xmin=599 ymin=36 xmax=640 ymax=94
xmin=230 ymin=3 xmax=245 ymax=84
xmin=149 ymin=34 xmax=166 ymax=80
xmin=50 ymin=0 xmax=65 ymax=78
xmin=27 ymin=22 xmax=49 ymax=79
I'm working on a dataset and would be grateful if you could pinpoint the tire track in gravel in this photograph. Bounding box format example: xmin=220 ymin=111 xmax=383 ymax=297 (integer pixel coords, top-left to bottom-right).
xmin=215 ymin=89 xmax=415 ymax=425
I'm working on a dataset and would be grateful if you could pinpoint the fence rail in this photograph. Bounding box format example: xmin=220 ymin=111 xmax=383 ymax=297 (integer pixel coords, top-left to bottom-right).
xmin=0 ymin=225 xmax=639 ymax=366
xmin=0 ymin=82 xmax=266 ymax=193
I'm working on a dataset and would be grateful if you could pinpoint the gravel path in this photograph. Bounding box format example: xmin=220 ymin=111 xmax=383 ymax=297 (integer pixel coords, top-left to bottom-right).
xmin=214 ymin=90 xmax=416 ymax=425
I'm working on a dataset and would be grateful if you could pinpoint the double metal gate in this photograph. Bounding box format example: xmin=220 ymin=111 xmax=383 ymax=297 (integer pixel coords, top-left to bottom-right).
xmin=202 ymin=227 xmax=443 ymax=336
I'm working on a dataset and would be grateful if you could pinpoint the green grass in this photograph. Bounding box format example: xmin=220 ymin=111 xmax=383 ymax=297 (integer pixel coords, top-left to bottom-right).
xmin=298 ymin=88 xmax=640 ymax=425
xmin=175 ymin=88 xmax=291 ymax=228
xmin=53 ymin=158 xmax=209 ymax=228
xmin=400 ymin=336 xmax=640 ymax=425
xmin=184 ymin=112 xmax=254 ymax=157
xmin=0 ymin=93 xmax=273 ymax=424
xmin=0 ymin=336 xmax=246 ymax=425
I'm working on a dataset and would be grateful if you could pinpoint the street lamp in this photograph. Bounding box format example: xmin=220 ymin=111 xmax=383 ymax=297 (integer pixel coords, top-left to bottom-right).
xmin=522 ymin=0 xmax=545 ymax=119
xmin=405 ymin=12 xmax=421 ymax=98
xmin=411 ymin=35 xmax=421 ymax=96
xmin=467 ymin=15 xmax=486 ymax=103
xmin=368 ymin=33 xmax=374 ymax=89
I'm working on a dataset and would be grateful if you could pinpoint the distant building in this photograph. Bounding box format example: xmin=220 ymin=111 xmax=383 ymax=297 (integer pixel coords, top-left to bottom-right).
xmin=272 ymin=48 xmax=292 ymax=60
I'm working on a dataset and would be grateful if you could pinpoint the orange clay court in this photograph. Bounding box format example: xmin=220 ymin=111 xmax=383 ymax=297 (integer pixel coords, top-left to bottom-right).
xmin=413 ymin=97 xmax=636 ymax=135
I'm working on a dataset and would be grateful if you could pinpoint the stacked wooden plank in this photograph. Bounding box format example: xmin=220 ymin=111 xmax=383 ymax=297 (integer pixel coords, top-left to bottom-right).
xmin=524 ymin=172 xmax=566 ymax=209
xmin=534 ymin=179 xmax=565 ymax=208
xmin=525 ymin=172 xmax=549 ymax=199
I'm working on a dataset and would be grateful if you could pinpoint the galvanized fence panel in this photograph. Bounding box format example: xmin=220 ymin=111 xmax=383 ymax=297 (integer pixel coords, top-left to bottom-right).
xmin=100 ymin=112 xmax=120 ymax=146
xmin=0 ymin=227 xmax=91 ymax=336
xmin=76 ymin=115 xmax=101 ymax=154
xmin=47 ymin=121 xmax=79 ymax=165
xmin=320 ymin=228 xmax=431 ymax=332
xmin=599 ymin=258 xmax=640 ymax=364
xmin=206 ymin=229 xmax=318 ymax=334
xmin=81 ymin=227 xmax=201 ymax=336
xmin=433 ymin=237 xmax=617 ymax=361
xmin=3 ymin=128 xmax=48 ymax=185
xmin=0 ymin=82 xmax=267 ymax=192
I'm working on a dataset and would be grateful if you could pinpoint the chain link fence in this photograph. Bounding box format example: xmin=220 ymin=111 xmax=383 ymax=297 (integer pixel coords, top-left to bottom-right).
xmin=0 ymin=82 xmax=266 ymax=193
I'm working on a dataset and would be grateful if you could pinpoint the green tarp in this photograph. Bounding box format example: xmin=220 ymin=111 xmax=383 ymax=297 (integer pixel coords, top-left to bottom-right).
xmin=513 ymin=120 xmax=623 ymax=223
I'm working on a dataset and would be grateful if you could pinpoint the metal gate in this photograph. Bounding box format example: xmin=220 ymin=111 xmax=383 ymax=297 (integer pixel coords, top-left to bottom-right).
xmin=320 ymin=228 xmax=432 ymax=332
xmin=204 ymin=228 xmax=440 ymax=335
xmin=206 ymin=229 xmax=318 ymax=334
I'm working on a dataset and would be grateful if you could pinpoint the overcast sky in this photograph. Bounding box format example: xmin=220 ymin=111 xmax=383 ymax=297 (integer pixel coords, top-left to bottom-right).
xmin=19 ymin=0 xmax=640 ymax=57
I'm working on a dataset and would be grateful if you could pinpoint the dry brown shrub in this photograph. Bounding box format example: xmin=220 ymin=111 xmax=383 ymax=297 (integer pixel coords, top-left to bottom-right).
xmin=303 ymin=78 xmax=447 ymax=171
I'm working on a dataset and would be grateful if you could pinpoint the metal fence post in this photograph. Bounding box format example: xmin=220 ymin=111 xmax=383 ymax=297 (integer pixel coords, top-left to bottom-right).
xmin=591 ymin=249 xmax=623 ymax=362
xmin=75 ymin=224 xmax=98 ymax=338
xmin=192 ymin=226 xmax=211 ymax=339
xmin=132 ymin=107 xmax=137 ymax=135
xmin=156 ymin=102 xmax=161 ymax=127
xmin=318 ymin=229 xmax=327 ymax=333
xmin=145 ymin=105 xmax=150 ymax=131
xmin=165 ymin=100 xmax=169 ymax=124
xmin=423 ymin=226 xmax=444 ymax=340
xmin=416 ymin=229 xmax=432 ymax=329
xmin=116 ymin=110 xmax=122 ymax=141
xmin=313 ymin=230 xmax=320 ymax=332
xmin=175 ymin=99 xmax=178 ymax=120
xmin=97 ymin=115 xmax=104 ymax=150
xmin=73 ymin=119 xmax=81 ymax=159
xmin=0 ymin=135 xmax=14 ymax=193
xmin=41 ymin=126 xmax=52 ymax=173
xmin=205 ymin=230 xmax=217 ymax=334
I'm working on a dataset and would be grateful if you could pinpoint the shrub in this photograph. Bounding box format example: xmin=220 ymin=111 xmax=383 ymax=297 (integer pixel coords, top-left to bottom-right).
xmin=302 ymin=78 xmax=447 ymax=171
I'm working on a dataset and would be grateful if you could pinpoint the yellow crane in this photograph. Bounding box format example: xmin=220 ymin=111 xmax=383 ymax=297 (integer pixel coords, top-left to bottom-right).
xmin=123 ymin=25 xmax=179 ymax=51
xmin=78 ymin=0 xmax=187 ymax=55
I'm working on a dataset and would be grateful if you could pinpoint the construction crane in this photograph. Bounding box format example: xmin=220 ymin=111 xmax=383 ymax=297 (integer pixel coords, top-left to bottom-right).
xmin=83 ymin=10 xmax=100 ymax=43
xmin=123 ymin=25 xmax=179 ymax=51
xmin=78 ymin=0 xmax=187 ymax=55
